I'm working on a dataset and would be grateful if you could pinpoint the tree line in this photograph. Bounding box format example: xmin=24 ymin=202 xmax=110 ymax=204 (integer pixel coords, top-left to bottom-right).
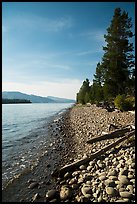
xmin=77 ymin=8 xmax=135 ymax=106
xmin=2 ymin=98 xmax=32 ymax=104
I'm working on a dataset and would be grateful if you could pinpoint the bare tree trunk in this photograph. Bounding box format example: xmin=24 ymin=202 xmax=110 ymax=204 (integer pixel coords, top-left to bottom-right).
xmin=86 ymin=127 xmax=131 ymax=144
xmin=54 ymin=130 xmax=135 ymax=176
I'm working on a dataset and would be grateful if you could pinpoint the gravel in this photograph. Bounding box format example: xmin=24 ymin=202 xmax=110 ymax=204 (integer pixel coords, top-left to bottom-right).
xmin=2 ymin=104 xmax=135 ymax=202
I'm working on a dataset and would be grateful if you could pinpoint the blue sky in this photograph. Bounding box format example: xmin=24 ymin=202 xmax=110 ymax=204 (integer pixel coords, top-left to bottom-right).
xmin=2 ymin=2 xmax=135 ymax=99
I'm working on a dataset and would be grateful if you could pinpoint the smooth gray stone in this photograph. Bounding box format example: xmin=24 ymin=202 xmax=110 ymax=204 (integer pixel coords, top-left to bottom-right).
xmin=46 ymin=189 xmax=58 ymax=199
xmin=119 ymin=191 xmax=133 ymax=198
xmin=81 ymin=184 xmax=92 ymax=196
xmin=105 ymin=187 xmax=117 ymax=196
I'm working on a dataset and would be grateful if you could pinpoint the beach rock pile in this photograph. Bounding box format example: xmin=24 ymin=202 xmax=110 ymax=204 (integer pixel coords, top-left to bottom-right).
xmin=55 ymin=105 xmax=135 ymax=163
xmin=2 ymin=105 xmax=135 ymax=202
xmin=44 ymin=105 xmax=135 ymax=202
xmin=45 ymin=140 xmax=135 ymax=202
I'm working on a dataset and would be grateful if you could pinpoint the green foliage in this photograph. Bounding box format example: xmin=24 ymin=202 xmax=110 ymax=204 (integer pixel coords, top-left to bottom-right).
xmin=93 ymin=62 xmax=105 ymax=86
xmin=114 ymin=94 xmax=134 ymax=111
xmin=76 ymin=8 xmax=135 ymax=106
xmin=77 ymin=78 xmax=90 ymax=104
xmin=84 ymin=92 xmax=90 ymax=104
xmin=102 ymin=7 xmax=135 ymax=98
xmin=126 ymin=96 xmax=135 ymax=109
xmin=93 ymin=83 xmax=104 ymax=102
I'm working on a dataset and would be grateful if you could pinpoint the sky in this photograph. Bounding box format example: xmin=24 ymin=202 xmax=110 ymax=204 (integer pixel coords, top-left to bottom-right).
xmin=2 ymin=2 xmax=135 ymax=100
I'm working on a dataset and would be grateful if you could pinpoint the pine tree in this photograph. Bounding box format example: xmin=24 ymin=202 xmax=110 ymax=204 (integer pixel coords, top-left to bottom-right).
xmin=76 ymin=8 xmax=134 ymax=105
xmin=93 ymin=62 xmax=104 ymax=86
xmin=77 ymin=78 xmax=90 ymax=104
xmin=102 ymin=8 xmax=134 ymax=98
xmin=88 ymin=62 xmax=104 ymax=103
xmin=90 ymin=81 xmax=104 ymax=103
xmin=84 ymin=92 xmax=90 ymax=104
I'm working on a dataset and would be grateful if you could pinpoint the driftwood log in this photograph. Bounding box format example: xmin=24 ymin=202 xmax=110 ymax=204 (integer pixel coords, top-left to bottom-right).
xmin=86 ymin=127 xmax=131 ymax=144
xmin=131 ymin=125 xmax=135 ymax=129
xmin=54 ymin=130 xmax=135 ymax=177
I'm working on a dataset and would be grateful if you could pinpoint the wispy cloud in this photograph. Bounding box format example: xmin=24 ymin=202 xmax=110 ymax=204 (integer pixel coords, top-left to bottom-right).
xmin=7 ymin=14 xmax=73 ymax=33
xmin=46 ymin=16 xmax=73 ymax=32
xmin=34 ymin=61 xmax=71 ymax=71
xmin=51 ymin=64 xmax=70 ymax=70
xmin=80 ymin=29 xmax=106 ymax=44
xmin=3 ymin=53 xmax=71 ymax=70
xmin=76 ymin=49 xmax=102 ymax=56
xmin=76 ymin=50 xmax=93 ymax=56
xmin=2 ymin=54 xmax=72 ymax=85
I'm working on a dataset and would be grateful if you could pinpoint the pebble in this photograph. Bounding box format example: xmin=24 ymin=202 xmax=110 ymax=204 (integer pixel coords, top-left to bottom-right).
xmin=21 ymin=105 xmax=135 ymax=203
xmin=123 ymin=198 xmax=130 ymax=202
xmin=81 ymin=184 xmax=92 ymax=196
xmin=71 ymin=184 xmax=79 ymax=189
xmin=27 ymin=179 xmax=37 ymax=183
xmin=99 ymin=175 xmax=106 ymax=181
xmin=72 ymin=171 xmax=80 ymax=177
xmin=117 ymin=184 xmax=124 ymax=190
xmin=28 ymin=182 xmax=38 ymax=189
xmin=93 ymin=192 xmax=98 ymax=198
xmin=32 ymin=193 xmax=40 ymax=201
xmin=83 ymin=193 xmax=92 ymax=199
xmin=89 ymin=161 xmax=95 ymax=166
xmin=108 ymin=170 xmax=117 ymax=176
xmin=78 ymin=178 xmax=84 ymax=184
xmin=75 ymin=195 xmax=84 ymax=202
xmin=86 ymin=181 xmax=92 ymax=185
xmin=118 ymin=175 xmax=130 ymax=185
xmin=87 ymin=166 xmax=92 ymax=171
xmin=128 ymin=174 xmax=134 ymax=179
xmin=83 ymin=174 xmax=93 ymax=181
xmin=46 ymin=189 xmax=58 ymax=200
xmin=98 ymin=196 xmax=104 ymax=202
xmin=99 ymin=172 xmax=106 ymax=177
xmin=115 ymin=200 xmax=126 ymax=202
xmin=108 ymin=176 xmax=117 ymax=181
xmin=127 ymin=185 xmax=134 ymax=193
xmin=105 ymin=179 xmax=116 ymax=187
xmin=68 ymin=178 xmax=77 ymax=185
xmin=98 ymin=163 xmax=104 ymax=168
xmin=60 ymin=186 xmax=71 ymax=200
xmin=49 ymin=199 xmax=57 ymax=202
xmin=130 ymin=179 xmax=135 ymax=183
xmin=119 ymin=191 xmax=133 ymax=198
xmin=64 ymin=172 xmax=71 ymax=179
xmin=79 ymin=165 xmax=87 ymax=170
xmin=119 ymin=169 xmax=128 ymax=176
xmin=119 ymin=188 xmax=126 ymax=192
xmin=105 ymin=187 xmax=117 ymax=196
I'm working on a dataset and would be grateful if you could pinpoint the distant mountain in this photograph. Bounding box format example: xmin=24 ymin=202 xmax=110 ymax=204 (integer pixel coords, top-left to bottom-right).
xmin=2 ymin=91 xmax=54 ymax=103
xmin=47 ymin=96 xmax=75 ymax=103
xmin=2 ymin=91 xmax=76 ymax=103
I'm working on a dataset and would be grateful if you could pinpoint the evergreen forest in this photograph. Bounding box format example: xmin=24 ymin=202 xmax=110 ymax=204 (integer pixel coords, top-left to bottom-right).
xmin=2 ymin=98 xmax=32 ymax=104
xmin=76 ymin=8 xmax=135 ymax=111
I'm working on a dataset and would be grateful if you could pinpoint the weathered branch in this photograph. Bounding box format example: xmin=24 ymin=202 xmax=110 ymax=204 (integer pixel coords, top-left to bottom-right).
xmin=86 ymin=127 xmax=131 ymax=144
xmin=131 ymin=125 xmax=135 ymax=130
xmin=54 ymin=130 xmax=135 ymax=176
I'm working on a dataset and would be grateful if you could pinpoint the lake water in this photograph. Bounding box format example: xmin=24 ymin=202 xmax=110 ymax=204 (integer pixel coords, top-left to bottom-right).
xmin=2 ymin=103 xmax=74 ymax=188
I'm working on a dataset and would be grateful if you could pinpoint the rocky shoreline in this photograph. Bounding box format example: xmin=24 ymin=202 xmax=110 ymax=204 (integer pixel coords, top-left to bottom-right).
xmin=2 ymin=105 xmax=135 ymax=202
